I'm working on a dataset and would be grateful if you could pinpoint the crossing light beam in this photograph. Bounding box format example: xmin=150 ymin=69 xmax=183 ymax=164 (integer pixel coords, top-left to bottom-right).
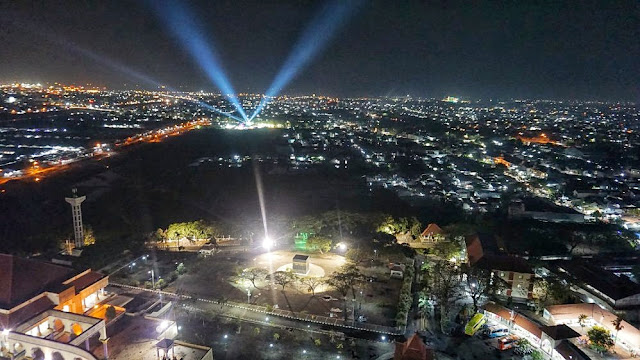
xmin=149 ymin=0 xmax=248 ymax=121
xmin=249 ymin=0 xmax=362 ymax=120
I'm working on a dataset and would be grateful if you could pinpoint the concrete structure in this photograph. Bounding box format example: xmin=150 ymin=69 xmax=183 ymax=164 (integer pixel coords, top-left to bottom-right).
xmin=292 ymin=254 xmax=309 ymax=275
xmin=65 ymin=189 xmax=87 ymax=249
xmin=0 ymin=254 xmax=110 ymax=360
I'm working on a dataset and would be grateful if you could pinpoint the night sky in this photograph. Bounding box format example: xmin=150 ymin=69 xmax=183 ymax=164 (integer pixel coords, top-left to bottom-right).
xmin=0 ymin=0 xmax=638 ymax=101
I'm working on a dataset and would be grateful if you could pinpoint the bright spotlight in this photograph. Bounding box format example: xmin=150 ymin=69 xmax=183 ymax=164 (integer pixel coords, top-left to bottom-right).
xmin=263 ymin=236 xmax=273 ymax=249
xmin=338 ymin=243 xmax=347 ymax=251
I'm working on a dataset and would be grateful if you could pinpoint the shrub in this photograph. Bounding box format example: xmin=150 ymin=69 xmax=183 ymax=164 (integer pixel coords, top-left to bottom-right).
xmin=155 ymin=278 xmax=167 ymax=289
xmin=105 ymin=305 xmax=116 ymax=320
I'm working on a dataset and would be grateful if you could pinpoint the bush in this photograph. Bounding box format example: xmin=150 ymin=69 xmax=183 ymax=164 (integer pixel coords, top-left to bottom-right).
xmin=105 ymin=305 xmax=116 ymax=320
xmin=395 ymin=262 xmax=414 ymax=327
xmin=155 ymin=278 xmax=167 ymax=289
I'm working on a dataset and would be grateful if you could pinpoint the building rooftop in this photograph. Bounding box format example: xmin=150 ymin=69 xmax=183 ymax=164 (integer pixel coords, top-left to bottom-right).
xmin=421 ymin=223 xmax=443 ymax=237
xmin=476 ymin=254 xmax=533 ymax=274
xmin=484 ymin=303 xmax=542 ymax=339
xmin=556 ymin=260 xmax=640 ymax=301
xmin=540 ymin=324 xmax=581 ymax=340
xmin=0 ymin=254 xmax=74 ymax=309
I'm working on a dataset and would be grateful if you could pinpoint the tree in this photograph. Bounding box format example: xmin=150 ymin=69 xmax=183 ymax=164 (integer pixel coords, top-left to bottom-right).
xmin=273 ymin=270 xmax=298 ymax=291
xmin=176 ymin=262 xmax=186 ymax=275
xmin=166 ymin=220 xmax=218 ymax=243
xmin=273 ymin=333 xmax=280 ymax=341
xmin=409 ymin=217 xmax=422 ymax=238
xmin=530 ymin=350 xmax=544 ymax=360
xmin=587 ymin=326 xmax=614 ymax=354
xmin=463 ymin=265 xmax=502 ymax=312
xmin=533 ymin=276 xmax=571 ymax=307
xmin=578 ymin=314 xmax=588 ymax=329
xmin=105 ymin=305 xmax=116 ymax=321
xmin=516 ymin=338 xmax=533 ymax=354
xmin=345 ymin=248 xmax=371 ymax=264
xmin=300 ymin=276 xmax=325 ymax=296
xmin=421 ymin=260 xmax=463 ymax=333
xmin=241 ymin=267 xmax=269 ymax=289
xmin=150 ymin=228 xmax=167 ymax=243
xmin=306 ymin=236 xmax=332 ymax=253
xmin=432 ymin=240 xmax=462 ymax=262
xmin=326 ymin=264 xmax=362 ymax=320
xmin=612 ymin=315 xmax=624 ymax=344
xmin=83 ymin=226 xmax=96 ymax=246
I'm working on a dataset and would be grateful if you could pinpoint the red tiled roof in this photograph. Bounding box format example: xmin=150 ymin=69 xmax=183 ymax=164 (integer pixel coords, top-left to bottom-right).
xmin=394 ymin=333 xmax=434 ymax=360
xmin=0 ymin=254 xmax=73 ymax=309
xmin=421 ymin=223 xmax=443 ymax=237
xmin=483 ymin=303 xmax=542 ymax=339
xmin=65 ymin=271 xmax=105 ymax=292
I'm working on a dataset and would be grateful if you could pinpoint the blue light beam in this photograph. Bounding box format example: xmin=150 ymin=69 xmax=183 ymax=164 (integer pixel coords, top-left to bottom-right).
xmin=149 ymin=0 xmax=249 ymax=121
xmin=63 ymin=43 xmax=241 ymax=121
xmin=250 ymin=0 xmax=363 ymax=119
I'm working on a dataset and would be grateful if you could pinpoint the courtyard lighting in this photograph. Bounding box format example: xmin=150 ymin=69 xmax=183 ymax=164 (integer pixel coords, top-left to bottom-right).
xmin=338 ymin=242 xmax=347 ymax=251
xmin=263 ymin=236 xmax=273 ymax=250
xmin=381 ymin=335 xmax=386 ymax=341
xmin=269 ymin=343 xmax=273 ymax=348
xmin=265 ymin=316 xmax=269 ymax=321
xmin=224 ymin=334 xmax=228 ymax=339
xmin=2 ymin=329 xmax=10 ymax=336
xmin=302 ymin=350 xmax=307 ymax=354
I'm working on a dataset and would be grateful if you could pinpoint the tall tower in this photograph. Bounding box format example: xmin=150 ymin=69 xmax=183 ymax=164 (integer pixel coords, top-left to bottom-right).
xmin=65 ymin=188 xmax=86 ymax=249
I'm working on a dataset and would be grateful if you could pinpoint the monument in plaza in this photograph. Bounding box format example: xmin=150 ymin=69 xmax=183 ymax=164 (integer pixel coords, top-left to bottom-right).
xmin=292 ymin=254 xmax=310 ymax=275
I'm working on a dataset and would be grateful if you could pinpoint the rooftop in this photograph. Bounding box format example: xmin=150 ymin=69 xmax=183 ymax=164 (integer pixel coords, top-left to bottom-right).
xmin=556 ymin=260 xmax=640 ymax=301
xmin=0 ymin=254 xmax=74 ymax=309
xmin=540 ymin=324 xmax=581 ymax=340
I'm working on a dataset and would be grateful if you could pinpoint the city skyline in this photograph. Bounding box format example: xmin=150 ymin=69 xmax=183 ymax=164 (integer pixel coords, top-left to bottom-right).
xmin=0 ymin=1 xmax=638 ymax=101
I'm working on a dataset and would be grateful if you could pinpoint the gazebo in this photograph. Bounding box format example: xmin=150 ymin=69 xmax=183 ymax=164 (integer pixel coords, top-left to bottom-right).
xmin=156 ymin=338 xmax=175 ymax=359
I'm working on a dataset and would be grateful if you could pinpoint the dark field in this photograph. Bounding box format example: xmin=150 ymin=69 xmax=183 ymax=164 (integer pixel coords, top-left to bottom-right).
xmin=0 ymin=127 xmax=417 ymax=257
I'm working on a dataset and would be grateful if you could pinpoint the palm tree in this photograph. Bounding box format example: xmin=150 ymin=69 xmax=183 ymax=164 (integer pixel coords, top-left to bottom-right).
xmin=578 ymin=314 xmax=588 ymax=329
xmin=612 ymin=315 xmax=624 ymax=345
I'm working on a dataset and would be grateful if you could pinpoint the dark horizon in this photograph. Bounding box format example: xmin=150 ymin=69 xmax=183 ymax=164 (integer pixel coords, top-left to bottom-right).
xmin=1 ymin=0 xmax=638 ymax=102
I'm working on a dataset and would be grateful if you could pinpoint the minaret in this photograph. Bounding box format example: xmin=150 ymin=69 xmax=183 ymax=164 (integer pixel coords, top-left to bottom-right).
xmin=65 ymin=188 xmax=86 ymax=249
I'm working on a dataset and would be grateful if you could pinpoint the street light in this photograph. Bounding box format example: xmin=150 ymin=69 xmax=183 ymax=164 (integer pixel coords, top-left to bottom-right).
xmin=338 ymin=243 xmax=347 ymax=251
xmin=148 ymin=270 xmax=156 ymax=289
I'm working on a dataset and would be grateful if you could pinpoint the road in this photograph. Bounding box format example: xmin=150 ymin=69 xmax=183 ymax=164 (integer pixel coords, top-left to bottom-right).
xmin=107 ymin=284 xmax=399 ymax=344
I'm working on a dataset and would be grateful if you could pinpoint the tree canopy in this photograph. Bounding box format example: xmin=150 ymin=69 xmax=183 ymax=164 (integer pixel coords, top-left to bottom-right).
xmin=165 ymin=220 xmax=218 ymax=241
